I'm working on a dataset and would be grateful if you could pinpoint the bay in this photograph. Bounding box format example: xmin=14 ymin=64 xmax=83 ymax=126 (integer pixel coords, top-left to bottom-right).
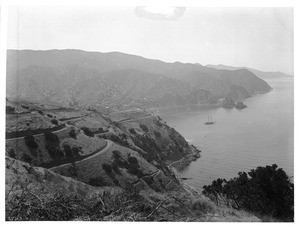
xmin=159 ymin=78 xmax=294 ymax=190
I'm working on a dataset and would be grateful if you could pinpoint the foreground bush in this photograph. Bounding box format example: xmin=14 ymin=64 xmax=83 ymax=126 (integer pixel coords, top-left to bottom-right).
xmin=203 ymin=164 xmax=294 ymax=221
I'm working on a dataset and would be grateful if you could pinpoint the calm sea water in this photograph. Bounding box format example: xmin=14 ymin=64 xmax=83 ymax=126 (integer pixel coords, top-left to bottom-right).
xmin=159 ymin=78 xmax=294 ymax=190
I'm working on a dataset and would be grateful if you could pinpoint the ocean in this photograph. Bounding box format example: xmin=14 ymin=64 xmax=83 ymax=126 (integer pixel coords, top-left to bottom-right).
xmin=158 ymin=78 xmax=294 ymax=190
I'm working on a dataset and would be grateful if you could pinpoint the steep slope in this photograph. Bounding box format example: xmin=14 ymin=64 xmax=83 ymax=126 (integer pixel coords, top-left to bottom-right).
xmin=7 ymin=49 xmax=272 ymax=110
xmin=6 ymin=157 xmax=262 ymax=221
xmin=6 ymin=100 xmax=200 ymax=191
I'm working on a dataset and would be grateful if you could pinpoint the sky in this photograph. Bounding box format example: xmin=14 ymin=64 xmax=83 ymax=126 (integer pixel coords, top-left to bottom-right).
xmin=7 ymin=6 xmax=294 ymax=75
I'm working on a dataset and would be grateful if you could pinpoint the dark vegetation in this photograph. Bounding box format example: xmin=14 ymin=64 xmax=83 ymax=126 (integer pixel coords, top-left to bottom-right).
xmin=51 ymin=119 xmax=59 ymax=125
xmin=88 ymin=176 xmax=107 ymax=187
xmin=7 ymin=148 xmax=16 ymax=159
xmin=44 ymin=132 xmax=59 ymax=143
xmin=6 ymin=124 xmax=65 ymax=139
xmin=40 ymin=142 xmax=105 ymax=169
xmin=130 ymin=134 xmax=174 ymax=178
xmin=63 ymin=144 xmax=80 ymax=158
xmin=81 ymin=127 xmax=94 ymax=137
xmin=155 ymin=119 xmax=163 ymax=127
xmin=21 ymin=153 xmax=33 ymax=163
xmin=93 ymin=127 xmax=107 ymax=134
xmin=69 ymin=128 xmax=77 ymax=139
xmin=129 ymin=128 xmax=136 ymax=134
xmin=37 ymin=110 xmax=44 ymax=115
xmin=68 ymin=163 xmax=78 ymax=178
xmin=24 ymin=135 xmax=38 ymax=149
xmin=140 ymin=124 xmax=149 ymax=133
xmin=202 ymin=164 xmax=294 ymax=221
xmin=108 ymin=134 xmax=129 ymax=147
xmin=104 ymin=151 xmax=145 ymax=180
xmin=154 ymin=131 xmax=161 ymax=138
xmin=21 ymin=105 xmax=29 ymax=110
xmin=6 ymin=106 xmax=15 ymax=114
xmin=44 ymin=132 xmax=64 ymax=159
xmin=102 ymin=164 xmax=113 ymax=174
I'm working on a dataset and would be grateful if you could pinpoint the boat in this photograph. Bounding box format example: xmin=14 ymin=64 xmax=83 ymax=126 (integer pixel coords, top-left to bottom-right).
xmin=205 ymin=116 xmax=215 ymax=125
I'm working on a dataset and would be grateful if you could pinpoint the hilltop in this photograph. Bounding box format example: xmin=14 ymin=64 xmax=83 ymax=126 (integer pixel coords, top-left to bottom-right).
xmin=7 ymin=49 xmax=272 ymax=111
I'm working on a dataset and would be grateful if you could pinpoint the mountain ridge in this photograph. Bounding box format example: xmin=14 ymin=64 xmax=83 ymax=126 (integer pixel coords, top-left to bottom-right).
xmin=206 ymin=64 xmax=293 ymax=79
xmin=7 ymin=49 xmax=272 ymax=111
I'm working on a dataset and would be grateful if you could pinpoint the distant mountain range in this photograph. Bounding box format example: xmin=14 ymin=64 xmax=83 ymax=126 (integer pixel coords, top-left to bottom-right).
xmin=7 ymin=49 xmax=272 ymax=111
xmin=206 ymin=64 xmax=293 ymax=80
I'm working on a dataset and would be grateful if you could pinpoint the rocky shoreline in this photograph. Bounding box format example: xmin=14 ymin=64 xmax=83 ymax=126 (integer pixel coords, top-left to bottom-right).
xmin=168 ymin=146 xmax=201 ymax=172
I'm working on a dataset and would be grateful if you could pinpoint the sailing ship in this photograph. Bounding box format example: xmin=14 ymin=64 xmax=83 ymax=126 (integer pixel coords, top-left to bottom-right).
xmin=205 ymin=116 xmax=214 ymax=125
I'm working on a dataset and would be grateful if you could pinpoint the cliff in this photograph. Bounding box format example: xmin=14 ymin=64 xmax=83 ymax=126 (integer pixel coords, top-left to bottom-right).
xmin=221 ymin=97 xmax=235 ymax=108
xmin=235 ymin=101 xmax=247 ymax=109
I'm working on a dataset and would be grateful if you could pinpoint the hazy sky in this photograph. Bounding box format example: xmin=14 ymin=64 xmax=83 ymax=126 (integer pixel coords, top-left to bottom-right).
xmin=7 ymin=7 xmax=293 ymax=74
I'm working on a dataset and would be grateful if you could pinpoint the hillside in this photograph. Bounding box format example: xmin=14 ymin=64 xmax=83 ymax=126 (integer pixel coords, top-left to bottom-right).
xmin=7 ymin=49 xmax=272 ymax=111
xmin=206 ymin=64 xmax=293 ymax=80
xmin=6 ymin=157 xmax=263 ymax=221
xmin=6 ymin=99 xmax=287 ymax=221
xmin=5 ymin=99 xmax=200 ymax=190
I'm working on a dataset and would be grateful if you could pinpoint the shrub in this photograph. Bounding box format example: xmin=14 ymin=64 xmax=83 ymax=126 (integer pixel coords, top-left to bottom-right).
xmin=102 ymin=164 xmax=112 ymax=174
xmin=113 ymin=179 xmax=120 ymax=186
xmin=203 ymin=164 xmax=294 ymax=220
xmin=140 ymin=124 xmax=149 ymax=133
xmin=154 ymin=131 xmax=161 ymax=138
xmin=6 ymin=106 xmax=15 ymax=114
xmin=110 ymin=135 xmax=121 ymax=143
xmin=44 ymin=132 xmax=59 ymax=143
xmin=7 ymin=148 xmax=16 ymax=159
xmin=97 ymin=127 xmax=105 ymax=133
xmin=21 ymin=153 xmax=32 ymax=163
xmin=129 ymin=128 xmax=136 ymax=134
xmin=101 ymin=134 xmax=107 ymax=139
xmin=47 ymin=114 xmax=53 ymax=118
xmin=63 ymin=144 xmax=74 ymax=158
xmin=127 ymin=165 xmax=144 ymax=178
xmin=81 ymin=127 xmax=94 ymax=137
xmin=24 ymin=135 xmax=38 ymax=149
xmin=51 ymin=119 xmax=59 ymax=125
xmin=88 ymin=176 xmax=107 ymax=187
xmin=127 ymin=156 xmax=138 ymax=166
xmin=69 ymin=128 xmax=77 ymax=139
xmin=143 ymin=176 xmax=154 ymax=185
xmin=111 ymin=162 xmax=122 ymax=175
xmin=112 ymin=150 xmax=121 ymax=160
xmin=72 ymin=147 xmax=81 ymax=157
xmin=191 ymin=199 xmax=214 ymax=214
xmin=21 ymin=105 xmax=29 ymax=110
xmin=155 ymin=120 xmax=163 ymax=127
xmin=68 ymin=163 xmax=78 ymax=177
xmin=37 ymin=110 xmax=44 ymax=115
xmin=46 ymin=146 xmax=64 ymax=159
